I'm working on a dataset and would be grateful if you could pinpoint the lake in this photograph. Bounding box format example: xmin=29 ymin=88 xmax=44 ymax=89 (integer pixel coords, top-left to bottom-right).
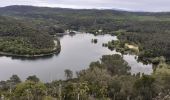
xmin=0 ymin=33 xmax=152 ymax=82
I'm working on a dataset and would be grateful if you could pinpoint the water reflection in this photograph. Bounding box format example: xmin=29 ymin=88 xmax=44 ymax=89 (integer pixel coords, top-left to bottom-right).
xmin=0 ymin=33 xmax=152 ymax=82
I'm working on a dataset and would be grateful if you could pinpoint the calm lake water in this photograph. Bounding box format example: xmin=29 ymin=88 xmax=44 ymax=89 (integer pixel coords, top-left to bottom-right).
xmin=0 ymin=33 xmax=152 ymax=82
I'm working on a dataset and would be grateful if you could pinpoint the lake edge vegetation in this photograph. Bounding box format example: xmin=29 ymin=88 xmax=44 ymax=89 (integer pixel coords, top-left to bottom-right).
xmin=0 ymin=5 xmax=169 ymax=100
xmin=0 ymin=54 xmax=169 ymax=100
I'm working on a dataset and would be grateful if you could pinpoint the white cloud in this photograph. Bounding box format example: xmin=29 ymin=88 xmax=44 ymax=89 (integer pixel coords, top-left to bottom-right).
xmin=0 ymin=0 xmax=170 ymax=12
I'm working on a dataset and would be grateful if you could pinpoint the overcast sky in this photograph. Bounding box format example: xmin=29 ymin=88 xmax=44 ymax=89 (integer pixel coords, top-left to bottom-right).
xmin=1 ymin=0 xmax=170 ymax=12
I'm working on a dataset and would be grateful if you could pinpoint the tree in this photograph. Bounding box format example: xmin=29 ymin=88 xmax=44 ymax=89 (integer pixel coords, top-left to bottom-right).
xmin=49 ymin=26 xmax=65 ymax=35
xmin=9 ymin=75 xmax=21 ymax=84
xmin=79 ymin=67 xmax=112 ymax=98
xmin=10 ymin=75 xmax=21 ymax=84
xmin=7 ymin=75 xmax=22 ymax=95
xmin=134 ymin=75 xmax=156 ymax=100
xmin=74 ymin=82 xmax=89 ymax=100
xmin=64 ymin=69 xmax=73 ymax=80
xmin=108 ymin=79 xmax=121 ymax=100
xmin=14 ymin=81 xmax=46 ymax=100
xmin=26 ymin=75 xmax=40 ymax=83
xmin=117 ymin=76 xmax=137 ymax=100
xmin=153 ymin=64 xmax=170 ymax=98
xmin=101 ymin=54 xmax=131 ymax=75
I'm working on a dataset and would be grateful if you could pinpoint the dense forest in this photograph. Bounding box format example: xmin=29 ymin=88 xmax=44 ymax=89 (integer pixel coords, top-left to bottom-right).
xmin=0 ymin=16 xmax=61 ymax=56
xmin=0 ymin=5 xmax=170 ymax=100
xmin=117 ymin=21 xmax=170 ymax=63
xmin=0 ymin=5 xmax=169 ymax=61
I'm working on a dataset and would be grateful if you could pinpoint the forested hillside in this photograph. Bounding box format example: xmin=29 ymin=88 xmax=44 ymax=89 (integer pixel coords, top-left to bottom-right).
xmin=0 ymin=16 xmax=56 ymax=56
xmin=1 ymin=5 xmax=170 ymax=32
xmin=0 ymin=5 xmax=170 ymax=100
xmin=118 ymin=21 xmax=170 ymax=62
xmin=0 ymin=5 xmax=170 ymax=60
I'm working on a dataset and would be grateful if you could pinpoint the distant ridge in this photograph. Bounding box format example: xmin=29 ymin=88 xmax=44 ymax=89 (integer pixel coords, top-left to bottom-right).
xmin=0 ymin=5 xmax=170 ymax=14
xmin=0 ymin=5 xmax=169 ymax=18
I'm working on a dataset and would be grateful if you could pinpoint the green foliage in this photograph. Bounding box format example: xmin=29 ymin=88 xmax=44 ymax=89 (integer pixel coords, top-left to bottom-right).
xmin=134 ymin=75 xmax=156 ymax=100
xmin=9 ymin=75 xmax=21 ymax=84
xmin=26 ymin=75 xmax=40 ymax=83
xmin=0 ymin=5 xmax=170 ymax=60
xmin=48 ymin=26 xmax=65 ymax=35
xmin=106 ymin=40 xmax=127 ymax=53
xmin=63 ymin=82 xmax=89 ymax=100
xmin=0 ymin=37 xmax=56 ymax=55
xmin=0 ymin=16 xmax=56 ymax=56
xmin=0 ymin=5 xmax=169 ymax=100
xmin=119 ymin=30 xmax=170 ymax=62
xmin=100 ymin=54 xmax=131 ymax=75
xmin=14 ymin=81 xmax=46 ymax=99
xmin=77 ymin=54 xmax=131 ymax=99
xmin=0 ymin=55 xmax=169 ymax=99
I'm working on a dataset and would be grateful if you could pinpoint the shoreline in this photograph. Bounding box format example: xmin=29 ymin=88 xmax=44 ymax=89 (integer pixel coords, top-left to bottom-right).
xmin=0 ymin=39 xmax=61 ymax=58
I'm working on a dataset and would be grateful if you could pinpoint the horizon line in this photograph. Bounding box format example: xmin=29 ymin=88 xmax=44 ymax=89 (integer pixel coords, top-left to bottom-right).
xmin=1 ymin=5 xmax=170 ymax=13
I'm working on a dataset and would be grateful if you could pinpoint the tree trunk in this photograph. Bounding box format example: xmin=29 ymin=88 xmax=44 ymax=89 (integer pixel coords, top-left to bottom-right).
xmin=127 ymin=95 xmax=130 ymax=100
xmin=113 ymin=93 xmax=116 ymax=100
xmin=78 ymin=93 xmax=80 ymax=100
